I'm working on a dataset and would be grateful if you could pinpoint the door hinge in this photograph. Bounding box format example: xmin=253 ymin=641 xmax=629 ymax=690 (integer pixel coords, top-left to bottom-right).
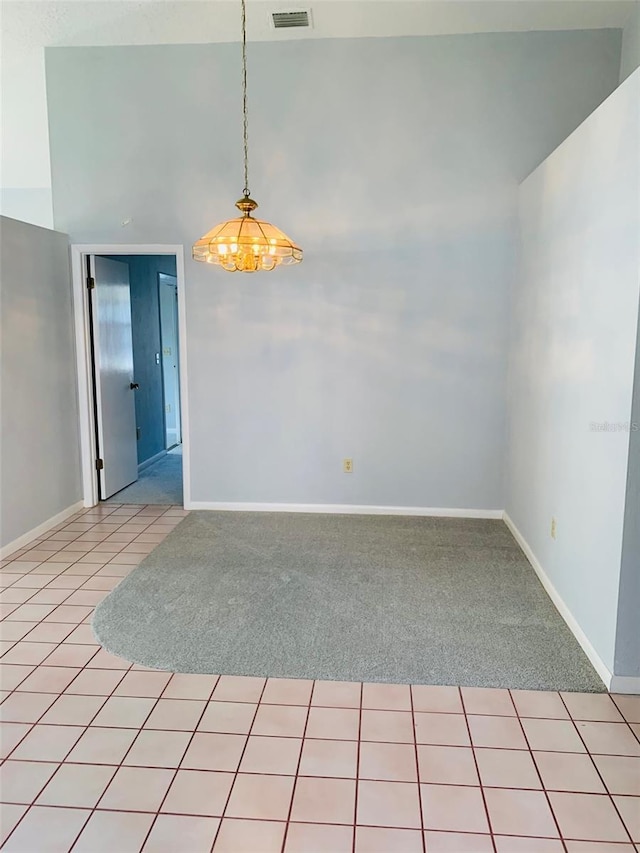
xmin=86 ymin=276 xmax=95 ymax=290
xmin=95 ymin=458 xmax=104 ymax=470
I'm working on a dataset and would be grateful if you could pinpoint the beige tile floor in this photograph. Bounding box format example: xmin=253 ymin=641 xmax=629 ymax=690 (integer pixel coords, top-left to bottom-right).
xmin=0 ymin=503 xmax=639 ymax=852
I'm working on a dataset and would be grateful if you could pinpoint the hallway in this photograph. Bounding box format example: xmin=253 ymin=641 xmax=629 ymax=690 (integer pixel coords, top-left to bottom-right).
xmin=105 ymin=447 xmax=182 ymax=506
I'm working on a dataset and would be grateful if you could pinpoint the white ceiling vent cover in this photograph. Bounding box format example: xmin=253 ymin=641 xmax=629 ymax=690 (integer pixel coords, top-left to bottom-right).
xmin=271 ymin=10 xmax=312 ymax=29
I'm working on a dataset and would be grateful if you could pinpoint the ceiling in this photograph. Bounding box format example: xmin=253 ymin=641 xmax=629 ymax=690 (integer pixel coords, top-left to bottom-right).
xmin=2 ymin=0 xmax=638 ymax=48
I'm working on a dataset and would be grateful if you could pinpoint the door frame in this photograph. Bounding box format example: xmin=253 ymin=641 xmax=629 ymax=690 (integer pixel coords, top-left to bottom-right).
xmin=70 ymin=244 xmax=189 ymax=508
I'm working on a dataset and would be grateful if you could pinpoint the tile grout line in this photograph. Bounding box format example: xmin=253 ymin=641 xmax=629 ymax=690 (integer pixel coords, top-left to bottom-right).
xmin=3 ymin=742 xmax=640 ymax=785
xmin=2 ymin=693 xmax=113 ymax=846
xmin=2 ymin=639 xmax=141 ymax=849
xmin=557 ymin=692 xmax=636 ymax=846
xmin=609 ymin=694 xmax=640 ymax=748
xmin=9 ymin=509 xmax=176 ymax=579
xmin=46 ymin=505 xmax=180 ymax=853
xmin=350 ymin=681 xmax=364 ymax=853
xmin=1 ymin=510 xmax=176 ymax=676
xmin=0 ymin=642 xmax=124 ymax=767
xmin=16 ymin=802 xmax=634 ymax=840
xmin=208 ymin=676 xmax=270 ymax=852
xmin=5 ymin=796 xmax=640 ymax=838
xmin=609 ymin=693 xmax=640 ymax=743
xmin=509 ymin=689 xmax=568 ymax=853
xmin=5 ymin=547 xmax=144 ymax=596
xmin=0 ymin=504 xmax=170 ymax=850
xmin=459 ymin=687 xmax=498 ymax=853
xmin=2 ymin=758 xmax=639 ymax=796
xmin=278 ymin=682 xmax=314 ymax=853
xmin=3 ymin=575 xmax=141 ymax=668
xmin=409 ymin=684 xmax=427 ymax=853
xmin=0 ymin=504 xmax=182 ymax=575
xmin=121 ymin=670 xmax=220 ymax=853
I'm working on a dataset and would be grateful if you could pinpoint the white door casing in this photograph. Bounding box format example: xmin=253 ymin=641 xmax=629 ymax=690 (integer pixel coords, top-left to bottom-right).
xmin=90 ymin=255 xmax=138 ymax=499
xmin=71 ymin=244 xmax=188 ymax=509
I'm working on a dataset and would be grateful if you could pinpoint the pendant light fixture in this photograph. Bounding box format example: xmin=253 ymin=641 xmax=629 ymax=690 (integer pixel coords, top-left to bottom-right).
xmin=192 ymin=0 xmax=303 ymax=272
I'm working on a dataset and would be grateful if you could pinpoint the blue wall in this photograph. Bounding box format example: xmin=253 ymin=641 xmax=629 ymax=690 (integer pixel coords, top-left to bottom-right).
xmin=109 ymin=254 xmax=177 ymax=466
xmin=50 ymin=33 xmax=621 ymax=508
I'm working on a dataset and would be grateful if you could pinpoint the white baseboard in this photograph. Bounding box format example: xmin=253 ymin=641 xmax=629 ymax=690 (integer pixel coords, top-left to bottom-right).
xmin=1 ymin=500 xmax=85 ymax=560
xmin=186 ymin=501 xmax=503 ymax=519
xmin=609 ymin=675 xmax=640 ymax=695
xmin=138 ymin=450 xmax=167 ymax=473
xmin=503 ymin=512 xmax=612 ymax=691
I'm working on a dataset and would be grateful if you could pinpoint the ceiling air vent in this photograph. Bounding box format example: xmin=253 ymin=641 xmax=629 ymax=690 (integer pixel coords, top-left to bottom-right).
xmin=271 ymin=10 xmax=312 ymax=29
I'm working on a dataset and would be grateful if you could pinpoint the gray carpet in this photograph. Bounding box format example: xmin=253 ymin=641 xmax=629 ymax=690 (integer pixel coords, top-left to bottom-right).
xmin=93 ymin=512 xmax=604 ymax=691
xmin=105 ymin=447 xmax=183 ymax=505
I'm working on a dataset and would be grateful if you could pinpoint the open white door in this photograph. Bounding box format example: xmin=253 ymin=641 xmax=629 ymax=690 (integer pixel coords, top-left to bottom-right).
xmin=90 ymin=256 xmax=138 ymax=499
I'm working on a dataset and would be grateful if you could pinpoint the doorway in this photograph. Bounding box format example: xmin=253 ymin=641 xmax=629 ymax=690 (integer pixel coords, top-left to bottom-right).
xmin=71 ymin=245 xmax=189 ymax=509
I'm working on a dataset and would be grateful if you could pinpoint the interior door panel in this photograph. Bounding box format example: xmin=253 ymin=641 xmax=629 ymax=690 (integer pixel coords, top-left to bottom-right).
xmin=90 ymin=255 xmax=138 ymax=499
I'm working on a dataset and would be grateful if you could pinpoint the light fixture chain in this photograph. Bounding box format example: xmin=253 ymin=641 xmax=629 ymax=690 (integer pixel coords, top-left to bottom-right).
xmin=191 ymin=0 xmax=302 ymax=269
xmin=241 ymin=0 xmax=250 ymax=197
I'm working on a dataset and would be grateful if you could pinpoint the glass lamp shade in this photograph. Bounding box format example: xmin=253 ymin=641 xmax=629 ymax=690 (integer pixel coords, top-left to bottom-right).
xmin=193 ymin=197 xmax=302 ymax=272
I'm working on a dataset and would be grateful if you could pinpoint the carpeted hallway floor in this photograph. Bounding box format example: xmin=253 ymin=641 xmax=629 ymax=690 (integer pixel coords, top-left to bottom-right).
xmin=105 ymin=446 xmax=183 ymax=505
xmin=93 ymin=511 xmax=604 ymax=691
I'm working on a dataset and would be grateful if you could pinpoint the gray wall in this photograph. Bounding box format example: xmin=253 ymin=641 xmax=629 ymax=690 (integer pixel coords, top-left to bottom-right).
xmin=0 ymin=216 xmax=81 ymax=548
xmin=109 ymin=255 xmax=177 ymax=466
xmin=620 ymin=3 xmax=640 ymax=82
xmin=46 ymin=31 xmax=621 ymax=508
xmin=506 ymin=70 xmax=640 ymax=674
xmin=616 ymin=301 xmax=640 ymax=679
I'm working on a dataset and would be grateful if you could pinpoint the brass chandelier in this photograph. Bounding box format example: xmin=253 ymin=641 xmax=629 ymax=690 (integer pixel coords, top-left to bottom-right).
xmin=192 ymin=0 xmax=303 ymax=272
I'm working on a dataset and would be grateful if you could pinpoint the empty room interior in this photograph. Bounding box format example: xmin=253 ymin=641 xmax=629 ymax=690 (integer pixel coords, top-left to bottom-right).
xmin=0 ymin=0 xmax=639 ymax=850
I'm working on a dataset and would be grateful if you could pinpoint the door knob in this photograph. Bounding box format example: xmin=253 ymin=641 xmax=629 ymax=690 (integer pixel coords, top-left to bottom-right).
xmin=130 ymin=382 xmax=140 ymax=390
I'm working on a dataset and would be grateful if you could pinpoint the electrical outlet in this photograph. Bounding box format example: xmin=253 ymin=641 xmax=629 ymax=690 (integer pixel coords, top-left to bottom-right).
xmin=343 ymin=458 xmax=353 ymax=473
xmin=551 ymin=517 xmax=557 ymax=539
xmin=165 ymin=404 xmax=171 ymax=414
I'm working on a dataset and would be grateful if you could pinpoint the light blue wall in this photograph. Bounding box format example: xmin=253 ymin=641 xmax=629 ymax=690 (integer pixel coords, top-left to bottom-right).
xmin=109 ymin=255 xmax=177 ymax=466
xmin=506 ymin=71 xmax=640 ymax=676
xmin=45 ymin=30 xmax=621 ymax=508
xmin=0 ymin=189 xmax=53 ymax=230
